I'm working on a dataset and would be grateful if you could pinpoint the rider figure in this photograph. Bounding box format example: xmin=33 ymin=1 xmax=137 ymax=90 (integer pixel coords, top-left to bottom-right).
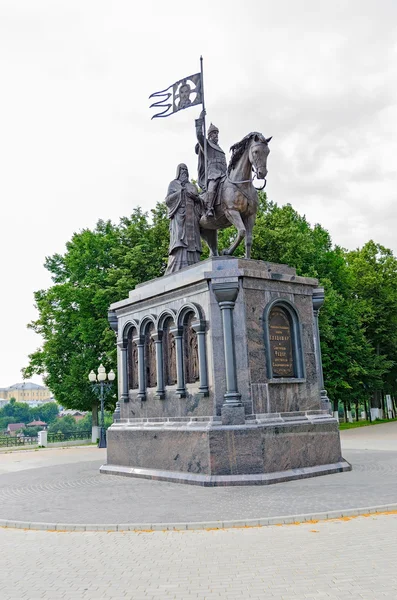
xmin=195 ymin=109 xmax=227 ymax=218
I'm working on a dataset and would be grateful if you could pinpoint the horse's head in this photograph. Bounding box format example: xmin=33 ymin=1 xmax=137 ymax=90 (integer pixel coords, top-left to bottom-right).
xmin=248 ymin=133 xmax=272 ymax=181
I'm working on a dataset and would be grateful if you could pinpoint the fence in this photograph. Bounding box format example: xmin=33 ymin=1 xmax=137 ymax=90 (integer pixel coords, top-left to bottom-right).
xmin=0 ymin=430 xmax=92 ymax=447
xmin=0 ymin=436 xmax=38 ymax=447
xmin=47 ymin=430 xmax=91 ymax=443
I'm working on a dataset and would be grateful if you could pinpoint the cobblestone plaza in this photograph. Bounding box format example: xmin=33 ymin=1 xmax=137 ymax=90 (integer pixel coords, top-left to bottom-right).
xmin=0 ymin=423 xmax=396 ymax=599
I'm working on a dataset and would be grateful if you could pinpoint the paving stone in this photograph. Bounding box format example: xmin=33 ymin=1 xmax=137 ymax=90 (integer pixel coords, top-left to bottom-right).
xmin=2 ymin=515 xmax=396 ymax=599
xmin=1 ymin=447 xmax=397 ymax=526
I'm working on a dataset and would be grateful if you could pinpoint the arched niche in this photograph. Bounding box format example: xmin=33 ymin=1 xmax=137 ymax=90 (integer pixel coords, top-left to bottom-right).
xmin=162 ymin=316 xmax=177 ymax=386
xmin=142 ymin=320 xmax=157 ymax=389
xmin=127 ymin=326 xmax=139 ymax=390
xmin=122 ymin=321 xmax=139 ymax=394
xmin=263 ymin=300 xmax=305 ymax=380
xmin=177 ymin=303 xmax=206 ymax=389
xmin=183 ymin=312 xmax=200 ymax=384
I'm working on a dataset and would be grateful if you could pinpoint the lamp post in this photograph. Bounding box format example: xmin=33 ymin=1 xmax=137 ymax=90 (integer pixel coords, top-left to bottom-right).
xmin=88 ymin=364 xmax=115 ymax=448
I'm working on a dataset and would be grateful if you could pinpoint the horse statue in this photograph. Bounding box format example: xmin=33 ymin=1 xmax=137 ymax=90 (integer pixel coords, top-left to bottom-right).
xmin=199 ymin=132 xmax=271 ymax=259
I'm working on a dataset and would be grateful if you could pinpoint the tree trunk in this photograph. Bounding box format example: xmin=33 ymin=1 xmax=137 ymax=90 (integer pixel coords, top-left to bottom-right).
xmin=367 ymin=399 xmax=372 ymax=422
xmin=91 ymin=401 xmax=99 ymax=442
xmin=343 ymin=401 xmax=347 ymax=423
xmin=355 ymin=400 xmax=359 ymax=421
xmin=381 ymin=391 xmax=387 ymax=419
xmin=92 ymin=402 xmax=98 ymax=426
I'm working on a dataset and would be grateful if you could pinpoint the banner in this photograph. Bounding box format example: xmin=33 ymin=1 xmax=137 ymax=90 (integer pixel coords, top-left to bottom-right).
xmin=149 ymin=72 xmax=202 ymax=119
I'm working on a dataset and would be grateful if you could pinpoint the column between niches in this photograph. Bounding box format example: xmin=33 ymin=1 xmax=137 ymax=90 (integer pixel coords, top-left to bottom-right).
xmin=119 ymin=345 xmax=129 ymax=402
xmin=108 ymin=310 xmax=122 ymax=422
xmin=312 ymin=288 xmax=332 ymax=415
xmin=113 ymin=344 xmax=127 ymax=421
xmin=170 ymin=326 xmax=186 ymax=398
xmin=135 ymin=335 xmax=146 ymax=401
xmin=152 ymin=331 xmax=165 ymax=400
xmin=212 ymin=281 xmax=245 ymax=425
xmin=192 ymin=319 xmax=209 ymax=396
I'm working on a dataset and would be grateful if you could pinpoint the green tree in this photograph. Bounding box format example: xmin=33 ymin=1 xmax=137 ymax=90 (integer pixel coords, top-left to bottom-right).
xmin=318 ymin=280 xmax=391 ymax=415
xmin=23 ymin=207 xmax=169 ymax=422
xmin=0 ymin=399 xmax=31 ymax=424
xmin=346 ymin=241 xmax=397 ymax=410
xmin=47 ymin=415 xmax=77 ymax=434
xmin=23 ymin=191 xmax=397 ymax=421
xmin=75 ymin=413 xmax=92 ymax=433
xmin=0 ymin=416 xmax=17 ymax=431
xmin=31 ymin=402 xmax=59 ymax=424
xmin=23 ymin=426 xmax=41 ymax=437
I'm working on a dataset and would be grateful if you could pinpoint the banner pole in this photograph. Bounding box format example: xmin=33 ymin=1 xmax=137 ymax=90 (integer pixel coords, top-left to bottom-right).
xmin=200 ymin=56 xmax=208 ymax=191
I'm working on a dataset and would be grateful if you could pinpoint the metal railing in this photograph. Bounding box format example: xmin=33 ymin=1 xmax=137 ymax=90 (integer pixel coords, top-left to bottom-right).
xmin=0 ymin=436 xmax=38 ymax=447
xmin=47 ymin=430 xmax=91 ymax=443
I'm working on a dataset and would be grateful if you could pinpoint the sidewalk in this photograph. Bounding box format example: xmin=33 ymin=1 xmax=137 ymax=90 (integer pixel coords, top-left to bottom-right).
xmin=341 ymin=420 xmax=397 ymax=451
xmin=0 ymin=424 xmax=396 ymax=529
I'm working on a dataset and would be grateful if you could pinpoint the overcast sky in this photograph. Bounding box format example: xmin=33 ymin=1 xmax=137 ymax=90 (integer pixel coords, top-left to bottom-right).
xmin=1 ymin=0 xmax=396 ymax=388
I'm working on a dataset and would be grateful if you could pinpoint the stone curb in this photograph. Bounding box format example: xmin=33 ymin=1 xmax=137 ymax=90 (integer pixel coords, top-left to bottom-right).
xmin=0 ymin=444 xmax=97 ymax=454
xmin=1 ymin=504 xmax=397 ymax=532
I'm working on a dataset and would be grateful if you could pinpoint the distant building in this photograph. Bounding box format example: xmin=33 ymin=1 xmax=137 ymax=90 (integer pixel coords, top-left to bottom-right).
xmin=0 ymin=382 xmax=52 ymax=404
xmin=59 ymin=409 xmax=87 ymax=422
xmin=26 ymin=420 xmax=47 ymax=429
xmin=0 ymin=398 xmax=8 ymax=409
xmin=6 ymin=423 xmax=26 ymax=436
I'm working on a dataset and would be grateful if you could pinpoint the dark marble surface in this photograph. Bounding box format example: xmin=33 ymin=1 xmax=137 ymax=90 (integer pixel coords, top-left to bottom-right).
xmin=114 ymin=257 xmax=323 ymax=430
xmin=107 ymin=427 xmax=211 ymax=474
xmin=121 ymin=386 xmax=213 ymax=419
xmin=107 ymin=418 xmax=343 ymax=483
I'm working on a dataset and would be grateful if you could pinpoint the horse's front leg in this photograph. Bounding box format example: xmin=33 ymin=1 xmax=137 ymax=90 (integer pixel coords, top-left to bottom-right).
xmin=200 ymin=227 xmax=219 ymax=257
xmin=244 ymin=213 xmax=256 ymax=259
xmin=222 ymin=209 xmax=246 ymax=256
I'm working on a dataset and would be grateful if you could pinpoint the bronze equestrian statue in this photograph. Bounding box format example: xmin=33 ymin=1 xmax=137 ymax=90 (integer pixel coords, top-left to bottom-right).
xmin=195 ymin=109 xmax=271 ymax=259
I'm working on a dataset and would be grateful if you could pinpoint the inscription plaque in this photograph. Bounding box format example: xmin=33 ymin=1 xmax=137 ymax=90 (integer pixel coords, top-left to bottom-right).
xmin=269 ymin=306 xmax=294 ymax=377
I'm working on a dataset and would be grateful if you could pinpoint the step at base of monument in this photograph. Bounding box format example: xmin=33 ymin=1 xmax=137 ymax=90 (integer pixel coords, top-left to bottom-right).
xmin=102 ymin=414 xmax=350 ymax=486
xmin=100 ymin=460 xmax=351 ymax=487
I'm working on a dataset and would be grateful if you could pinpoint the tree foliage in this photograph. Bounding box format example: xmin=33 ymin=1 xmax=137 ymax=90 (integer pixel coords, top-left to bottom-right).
xmin=0 ymin=401 xmax=59 ymax=431
xmin=24 ymin=193 xmax=397 ymax=412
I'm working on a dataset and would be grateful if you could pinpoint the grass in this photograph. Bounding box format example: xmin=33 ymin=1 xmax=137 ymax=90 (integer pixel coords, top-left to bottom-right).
xmin=339 ymin=417 xmax=397 ymax=430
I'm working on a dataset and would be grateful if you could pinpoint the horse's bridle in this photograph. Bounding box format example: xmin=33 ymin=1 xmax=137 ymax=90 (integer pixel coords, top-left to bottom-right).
xmin=226 ymin=142 xmax=267 ymax=190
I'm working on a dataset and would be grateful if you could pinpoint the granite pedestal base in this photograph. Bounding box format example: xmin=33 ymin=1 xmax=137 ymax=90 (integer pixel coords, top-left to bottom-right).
xmin=101 ymin=412 xmax=351 ymax=486
xmin=106 ymin=257 xmax=350 ymax=486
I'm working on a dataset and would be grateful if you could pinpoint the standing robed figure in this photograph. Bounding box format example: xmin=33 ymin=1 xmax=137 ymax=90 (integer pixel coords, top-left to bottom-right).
xmin=165 ymin=164 xmax=203 ymax=274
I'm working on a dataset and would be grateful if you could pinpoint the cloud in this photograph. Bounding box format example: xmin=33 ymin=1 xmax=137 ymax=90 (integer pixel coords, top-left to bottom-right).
xmin=0 ymin=0 xmax=397 ymax=384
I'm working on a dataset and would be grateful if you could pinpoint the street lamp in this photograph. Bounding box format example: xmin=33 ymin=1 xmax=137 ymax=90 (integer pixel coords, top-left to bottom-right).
xmin=88 ymin=364 xmax=115 ymax=448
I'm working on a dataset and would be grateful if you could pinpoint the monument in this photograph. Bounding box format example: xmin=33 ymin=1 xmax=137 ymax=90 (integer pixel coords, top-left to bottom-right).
xmin=101 ymin=59 xmax=350 ymax=485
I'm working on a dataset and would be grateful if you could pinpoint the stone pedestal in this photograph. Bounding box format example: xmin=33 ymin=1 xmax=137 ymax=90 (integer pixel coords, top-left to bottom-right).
xmin=221 ymin=405 xmax=245 ymax=425
xmin=101 ymin=257 xmax=350 ymax=485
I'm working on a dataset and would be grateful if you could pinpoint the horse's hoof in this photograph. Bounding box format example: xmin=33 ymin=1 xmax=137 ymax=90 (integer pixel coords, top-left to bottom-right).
xmin=221 ymin=249 xmax=229 ymax=256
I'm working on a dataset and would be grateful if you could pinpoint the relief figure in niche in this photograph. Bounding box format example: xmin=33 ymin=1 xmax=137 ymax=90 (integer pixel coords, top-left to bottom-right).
xmin=169 ymin=332 xmax=177 ymax=385
xmin=163 ymin=319 xmax=177 ymax=386
xmin=131 ymin=341 xmax=138 ymax=389
xmin=145 ymin=324 xmax=157 ymax=388
xmin=184 ymin=314 xmax=199 ymax=384
xmin=190 ymin=332 xmax=199 ymax=382
xmin=127 ymin=329 xmax=138 ymax=389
